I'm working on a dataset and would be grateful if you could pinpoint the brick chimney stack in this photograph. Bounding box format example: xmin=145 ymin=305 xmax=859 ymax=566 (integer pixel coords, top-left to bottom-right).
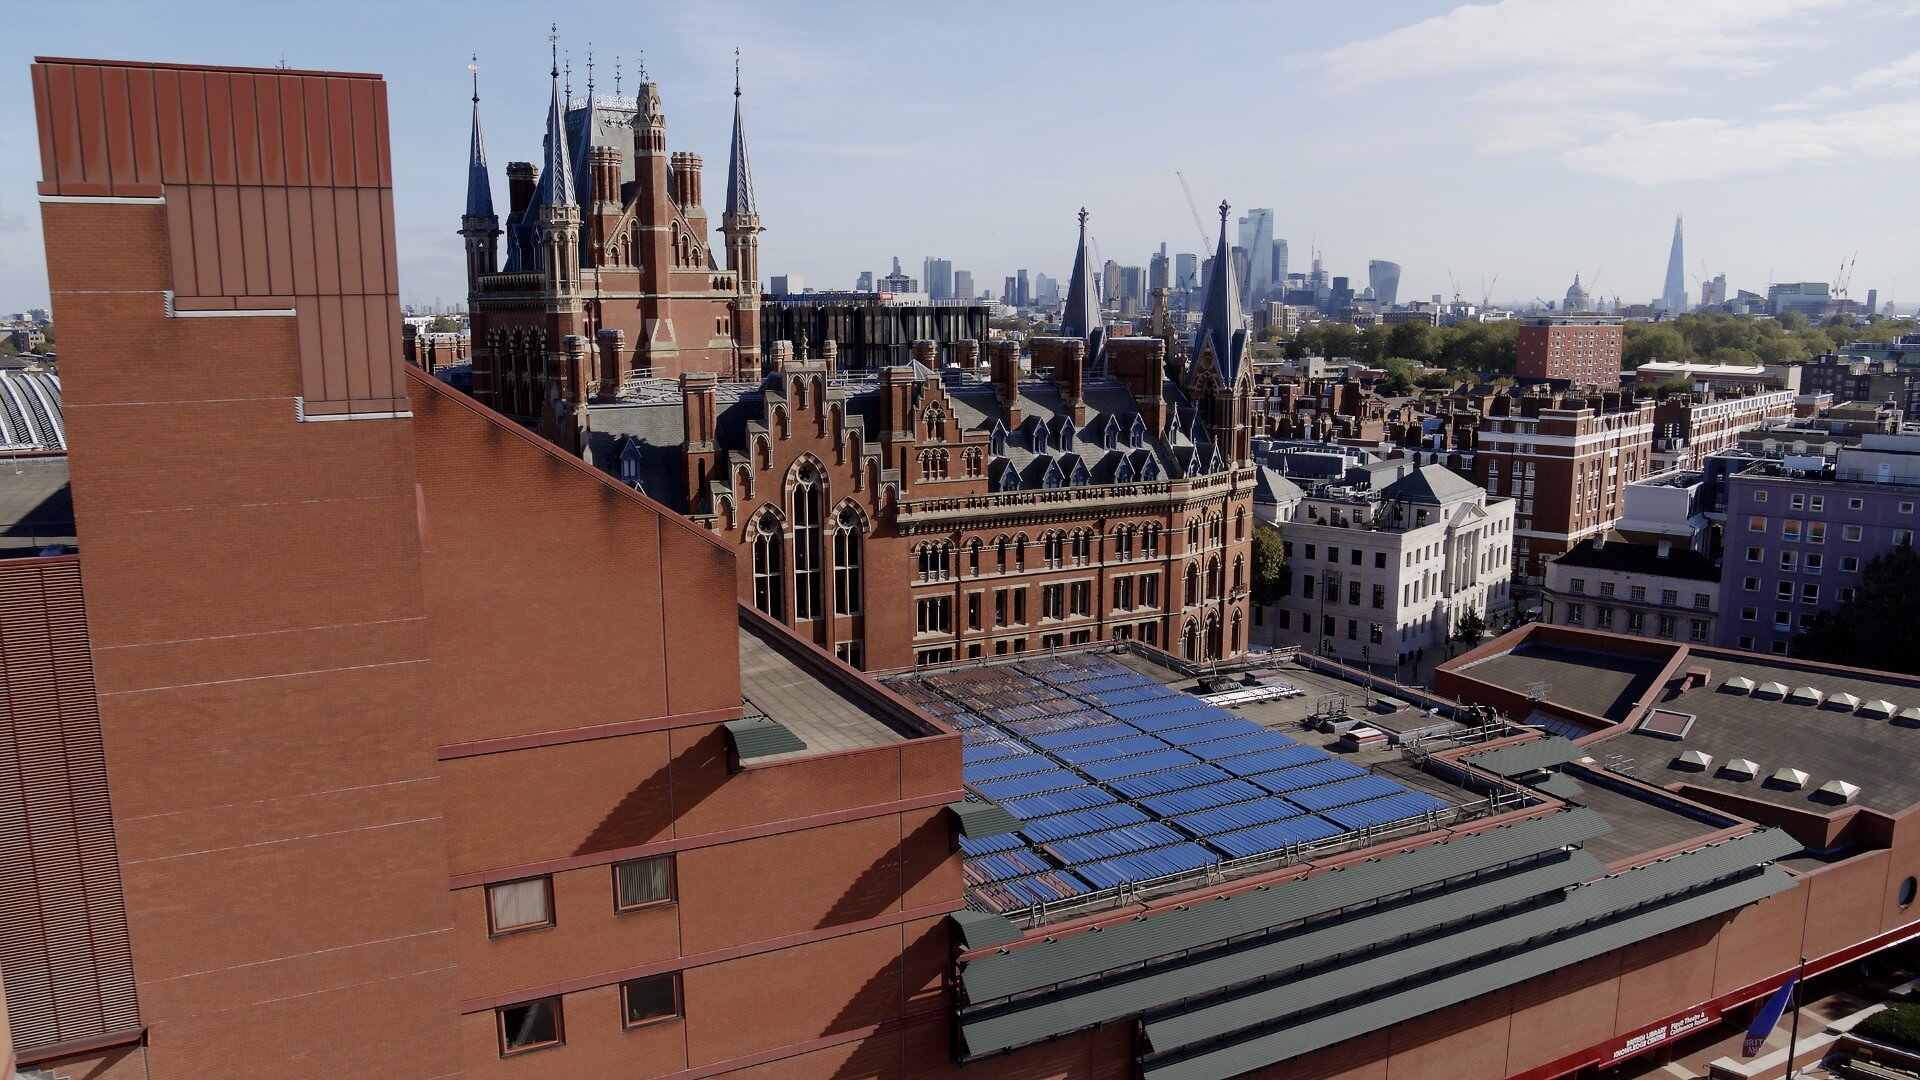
xmin=595 ymin=328 xmax=625 ymax=400
xmin=681 ymin=371 xmax=721 ymax=508
xmin=1033 ymin=337 xmax=1087 ymax=426
xmin=506 ymin=161 xmax=536 ymax=216
xmin=954 ymin=339 xmax=980 ymax=369
xmin=990 ymin=341 xmax=1022 ymax=429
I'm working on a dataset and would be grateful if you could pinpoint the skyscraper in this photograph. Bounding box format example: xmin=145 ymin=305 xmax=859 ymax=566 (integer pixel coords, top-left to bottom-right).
xmin=1003 ymin=275 xmax=1017 ymax=304
xmin=1369 ymin=260 xmax=1402 ymax=308
xmin=1238 ymin=208 xmax=1275 ymax=302
xmin=856 ymin=270 xmax=874 ymax=291
xmin=924 ymin=257 xmax=953 ymax=300
xmin=1176 ymin=253 xmax=1198 ymax=289
xmin=1660 ymin=215 xmax=1689 ymax=313
xmin=1149 ymin=243 xmax=1170 ymax=292
xmin=1273 ymin=239 xmax=1288 ymax=289
xmin=1016 ymin=268 xmax=1030 ymax=306
xmin=953 ymin=269 xmax=974 ymax=300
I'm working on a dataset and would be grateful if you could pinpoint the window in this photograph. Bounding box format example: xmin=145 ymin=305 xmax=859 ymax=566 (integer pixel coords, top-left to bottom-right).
xmin=1743 ymin=577 xmax=1760 ymax=592
xmin=1069 ymin=581 xmax=1091 ymax=617
xmin=1140 ymin=575 xmax=1159 ymax=608
xmin=1072 ymin=532 xmax=1092 ymax=566
xmin=1042 ymin=584 xmax=1064 ymax=620
xmin=967 ymin=592 xmax=982 ymax=630
xmin=1014 ymin=588 xmax=1027 ymax=624
xmin=1841 ymin=556 xmax=1861 ymax=572
xmin=1599 ymin=581 xmax=1616 ymax=597
xmin=1375 ymin=552 xmax=1387 ymax=569
xmin=1596 ymin=607 xmax=1614 ymax=628
xmin=1754 ymin=490 xmax=1769 ymax=503
xmin=1350 ymin=549 xmax=1362 ymax=566
xmin=1566 ymin=603 xmax=1584 ymax=625
xmin=1904 ymin=502 xmax=1917 ymax=515
xmin=1142 ymin=524 xmax=1160 ymax=557
xmin=498 ymin=997 xmax=563 ymax=1057
xmin=1840 ymin=587 xmax=1857 ymax=603
xmin=918 ymin=543 xmax=950 ymax=581
xmin=622 ymin=974 xmax=681 ymax=1028
xmin=834 ymin=640 xmax=864 ymax=668
xmin=1779 ymin=551 xmax=1797 ymax=572
xmin=1629 ymin=585 xmax=1646 ymax=602
xmin=751 ymin=514 xmax=784 ymax=620
xmin=1811 ymin=496 xmax=1824 ymax=512
xmin=1805 ymin=553 xmax=1823 ymax=573
xmin=1741 ymin=605 xmax=1757 ymax=621
xmin=1626 ymin=611 xmax=1644 ymax=633
xmin=1748 ymin=515 xmax=1767 ymax=532
xmin=1739 ymin=635 xmax=1755 ymax=650
xmin=1570 ymin=578 xmax=1586 ymax=594
xmin=1657 ymin=615 xmax=1675 ymax=638
xmin=1114 ymin=529 xmax=1133 ymax=561
xmin=1849 ymin=497 xmax=1864 ymax=510
xmin=1776 ymin=581 xmax=1794 ymax=600
xmin=917 ymin=646 xmax=954 ymax=664
xmin=1304 ymin=544 xmax=1317 ymax=560
xmin=792 ymin=469 xmax=824 ymax=620
xmin=1660 ymin=589 xmax=1677 ymax=606
xmin=1328 ymin=546 xmax=1340 ymax=563
xmin=1782 ymin=520 xmax=1802 ymax=542
xmin=1113 ymin=577 xmax=1134 ymax=611
xmin=1898 ymin=529 xmax=1916 ymax=548
xmin=1372 ymin=583 xmax=1385 ymax=609
xmin=1347 ymin=581 xmax=1361 ymax=606
xmin=1746 ymin=547 xmax=1762 ymax=563
xmin=1043 ymin=533 xmax=1064 ymax=568
xmin=1694 ymin=593 xmax=1710 ymax=610
xmin=833 ymin=512 xmax=862 ymax=615
xmin=488 ymin=877 xmax=552 ymax=935
xmin=917 ymin=597 xmax=951 ymax=634
xmin=1845 ymin=525 xmax=1863 ymax=542
xmin=1802 ymin=583 xmax=1819 ymax=603
xmin=614 ymin=856 xmax=674 ymax=911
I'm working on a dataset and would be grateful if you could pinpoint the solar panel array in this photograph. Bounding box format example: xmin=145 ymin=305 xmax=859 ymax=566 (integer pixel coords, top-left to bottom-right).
xmin=891 ymin=653 xmax=1450 ymax=914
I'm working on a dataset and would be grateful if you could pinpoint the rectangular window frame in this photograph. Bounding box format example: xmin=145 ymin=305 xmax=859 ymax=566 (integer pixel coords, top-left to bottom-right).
xmin=613 ymin=855 xmax=676 ymax=914
xmin=487 ymin=875 xmax=555 ymax=937
xmin=497 ymin=996 xmax=565 ymax=1058
xmin=621 ymin=973 xmax=684 ymax=1030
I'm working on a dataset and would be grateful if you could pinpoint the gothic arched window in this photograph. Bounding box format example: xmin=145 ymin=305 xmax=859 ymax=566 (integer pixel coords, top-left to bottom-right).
xmin=792 ymin=466 xmax=824 ymax=620
xmin=751 ymin=513 xmax=784 ymax=620
xmin=833 ymin=508 xmax=862 ymax=616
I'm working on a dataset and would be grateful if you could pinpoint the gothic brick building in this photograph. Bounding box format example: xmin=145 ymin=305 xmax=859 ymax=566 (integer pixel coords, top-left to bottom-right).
xmin=589 ymin=208 xmax=1259 ymax=671
xmin=462 ymin=46 xmax=761 ymax=443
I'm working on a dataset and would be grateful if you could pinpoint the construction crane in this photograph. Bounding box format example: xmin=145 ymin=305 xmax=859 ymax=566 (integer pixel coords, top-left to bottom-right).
xmin=1835 ymin=252 xmax=1858 ymax=302
xmin=1480 ymin=274 xmax=1498 ymax=309
xmin=1174 ymin=171 xmax=1211 ymax=251
xmin=1447 ymin=269 xmax=1462 ymax=307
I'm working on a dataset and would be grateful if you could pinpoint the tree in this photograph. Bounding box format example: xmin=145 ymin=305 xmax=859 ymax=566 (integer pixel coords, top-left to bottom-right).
xmin=1251 ymin=527 xmax=1288 ymax=607
xmin=1623 ymin=322 xmax=1689 ymax=369
xmin=1387 ymin=320 xmax=1436 ymax=365
xmin=1794 ymin=544 xmax=1920 ymax=675
xmin=1378 ymin=357 xmax=1420 ymax=394
xmin=428 ymin=315 xmax=461 ymax=333
xmin=1453 ymin=607 xmax=1487 ymax=650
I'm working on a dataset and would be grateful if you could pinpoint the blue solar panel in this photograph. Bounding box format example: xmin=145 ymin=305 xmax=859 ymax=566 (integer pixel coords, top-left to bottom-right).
xmin=958 ymin=831 xmax=1027 ymax=857
xmin=1080 ymin=674 xmax=1154 ymax=694
xmin=1072 ymin=843 xmax=1217 ymax=889
xmin=1205 ymin=816 xmax=1345 ymax=858
xmin=1108 ymin=764 xmax=1235 ymax=799
xmin=999 ymin=786 xmax=1117 ymax=819
xmin=963 ymin=753 xmax=1055 ymax=784
xmin=970 ymin=769 xmax=1085 ymax=802
xmin=1088 ymin=684 xmax=1182 ymax=707
xmin=979 ymin=870 xmax=1092 ymax=908
xmin=1137 ymin=779 xmax=1271 ymax=817
xmin=1285 ymin=774 xmax=1406 ymax=812
xmin=1170 ymin=798 xmax=1306 ymax=838
xmin=1043 ymin=822 xmax=1188 ymax=864
xmin=1105 ymin=697 xmax=1213 ymax=722
xmin=1017 ymin=803 xmax=1152 ymax=843
xmin=1077 ymin=748 xmax=1204 ymax=782
xmin=1050 ymin=733 xmax=1171 ymax=765
xmin=1320 ymin=792 xmax=1450 ymax=831
xmin=1249 ymin=758 xmax=1370 ymax=794
xmin=1185 ymin=730 xmax=1302 ymax=760
xmin=1028 ymin=722 xmax=1140 ymax=750
xmin=1128 ymin=706 xmax=1240 ymax=732
xmin=1154 ymin=717 xmax=1266 ymax=746
xmin=963 ymin=849 xmax=1053 ymax=884
xmin=963 ymin=740 xmax=1025 ymax=764
xmin=1216 ymin=744 xmax=1331 ymax=777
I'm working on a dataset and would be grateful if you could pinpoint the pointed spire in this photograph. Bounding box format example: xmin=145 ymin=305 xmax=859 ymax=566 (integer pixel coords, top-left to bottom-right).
xmin=539 ymin=26 xmax=576 ymax=212
xmin=586 ymin=43 xmax=594 ymax=94
xmin=464 ymin=55 xmax=495 ymax=221
xmin=614 ymin=55 xmax=622 ymax=97
xmin=1193 ymin=199 xmax=1246 ymax=382
xmin=1060 ymin=207 xmax=1103 ymax=358
xmin=725 ymin=47 xmax=757 ymax=219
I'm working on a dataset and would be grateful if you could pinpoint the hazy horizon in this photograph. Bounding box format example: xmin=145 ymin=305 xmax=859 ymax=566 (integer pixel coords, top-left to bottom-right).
xmin=4 ymin=0 xmax=1918 ymax=315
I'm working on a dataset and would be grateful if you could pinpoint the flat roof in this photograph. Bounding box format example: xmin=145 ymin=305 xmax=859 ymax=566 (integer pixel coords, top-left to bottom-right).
xmin=0 ymin=456 xmax=75 ymax=558
xmin=1594 ymin=653 xmax=1920 ymax=814
xmin=1456 ymin=642 xmax=1665 ymax=723
xmin=1549 ymin=768 xmax=1737 ymax=865
xmin=736 ymin=619 xmax=921 ymax=762
xmin=887 ymin=649 xmax=1481 ymax=922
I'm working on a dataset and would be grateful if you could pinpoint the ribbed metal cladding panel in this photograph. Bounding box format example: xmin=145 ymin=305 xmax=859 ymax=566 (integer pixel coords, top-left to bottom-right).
xmin=959 ymin=807 xmax=1611 ymax=1003
xmin=950 ymin=800 xmax=1021 ymax=840
xmin=0 ymin=560 xmax=140 ymax=1050
xmin=958 ymin=850 xmax=1605 ymax=1058
xmin=1144 ymin=828 xmax=1798 ymax=1052
xmin=1142 ymin=868 xmax=1796 ymax=1080
xmin=1463 ymin=736 xmax=1582 ymax=777
xmin=722 ymin=717 xmax=807 ymax=760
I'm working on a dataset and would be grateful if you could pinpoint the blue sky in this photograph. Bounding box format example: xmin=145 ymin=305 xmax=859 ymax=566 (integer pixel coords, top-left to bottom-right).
xmin=3 ymin=0 xmax=1918 ymax=313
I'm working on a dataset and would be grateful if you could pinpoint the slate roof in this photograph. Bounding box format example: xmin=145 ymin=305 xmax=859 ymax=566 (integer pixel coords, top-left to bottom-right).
xmin=1549 ymin=537 xmax=1719 ymax=583
xmin=1377 ymin=463 xmax=1480 ymax=506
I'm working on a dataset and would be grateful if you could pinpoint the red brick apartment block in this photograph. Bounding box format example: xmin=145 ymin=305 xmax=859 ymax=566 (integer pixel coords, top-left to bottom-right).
xmin=18 ymin=56 xmax=959 ymax=1079
xmin=1516 ymin=316 xmax=1625 ymax=388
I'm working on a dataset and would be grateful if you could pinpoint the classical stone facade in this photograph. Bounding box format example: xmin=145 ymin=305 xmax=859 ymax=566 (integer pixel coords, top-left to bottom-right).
xmin=462 ymin=48 xmax=761 ymax=444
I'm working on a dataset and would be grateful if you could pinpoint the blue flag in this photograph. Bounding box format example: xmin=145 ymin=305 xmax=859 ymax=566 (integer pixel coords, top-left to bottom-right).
xmin=1743 ymin=977 xmax=1796 ymax=1057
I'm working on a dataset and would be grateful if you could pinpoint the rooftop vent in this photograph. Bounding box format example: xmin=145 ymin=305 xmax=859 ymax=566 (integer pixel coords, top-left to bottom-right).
xmin=1787 ymin=686 xmax=1824 ymax=706
xmin=1823 ymin=692 xmax=1863 ymax=712
xmin=1858 ymin=699 xmax=1898 ymax=720
xmin=1895 ymin=707 xmax=1920 ymax=728
xmin=1720 ymin=758 xmax=1760 ymax=780
xmin=1721 ymin=676 xmax=1756 ymax=695
xmin=1755 ymin=681 xmax=1789 ymax=699
xmin=1768 ymin=767 xmax=1810 ymax=790
xmin=1814 ymin=779 xmax=1861 ymax=805
xmin=1674 ymin=749 xmax=1713 ymax=771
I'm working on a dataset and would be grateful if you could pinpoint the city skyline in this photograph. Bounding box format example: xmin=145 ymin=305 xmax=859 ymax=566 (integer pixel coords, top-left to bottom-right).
xmin=2 ymin=0 xmax=1918 ymax=314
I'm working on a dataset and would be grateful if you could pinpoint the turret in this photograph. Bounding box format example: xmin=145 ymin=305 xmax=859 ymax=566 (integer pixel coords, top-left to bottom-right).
xmin=535 ymin=52 xmax=580 ymax=301
xmin=633 ymin=80 xmax=673 ymax=302
xmin=459 ymin=59 xmax=500 ymax=287
xmin=722 ymin=53 xmax=764 ymax=372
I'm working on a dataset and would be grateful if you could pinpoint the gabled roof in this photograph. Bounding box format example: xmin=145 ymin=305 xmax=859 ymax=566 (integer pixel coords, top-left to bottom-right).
xmin=1378 ymin=463 xmax=1480 ymax=506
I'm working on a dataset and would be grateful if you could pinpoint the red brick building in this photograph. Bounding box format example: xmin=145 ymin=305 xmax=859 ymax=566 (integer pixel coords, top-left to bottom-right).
xmin=13 ymin=55 xmax=954 ymax=1079
xmin=587 ymin=208 xmax=1259 ymax=671
xmin=463 ymin=45 xmax=761 ymax=441
xmin=1516 ymin=316 xmax=1625 ymax=388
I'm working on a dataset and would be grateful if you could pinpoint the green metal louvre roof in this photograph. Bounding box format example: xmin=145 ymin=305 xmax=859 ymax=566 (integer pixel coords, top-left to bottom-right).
xmin=1142 ymin=827 xmax=1801 ymax=1054
xmin=1533 ymin=772 xmax=1586 ymax=801
xmin=952 ymin=909 xmax=1023 ymax=951
xmin=949 ymin=800 xmax=1021 ymax=840
xmin=959 ymin=807 xmax=1610 ymax=1004
xmin=1142 ymin=867 xmax=1795 ymax=1080
xmin=1463 ymin=736 xmax=1584 ymax=777
xmin=721 ymin=717 xmax=807 ymax=761
xmin=958 ymin=849 xmax=1605 ymax=1058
